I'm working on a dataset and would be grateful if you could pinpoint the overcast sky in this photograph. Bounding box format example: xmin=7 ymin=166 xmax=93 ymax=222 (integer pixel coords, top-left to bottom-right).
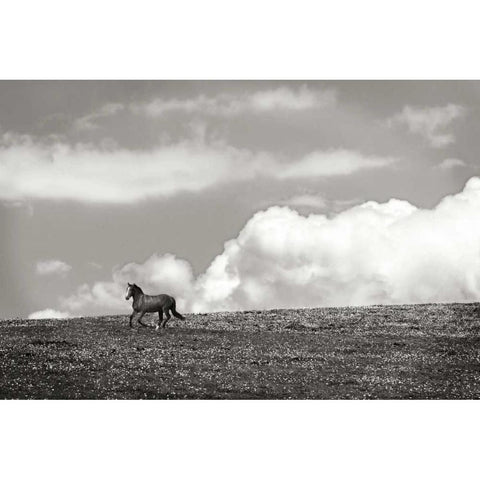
xmin=1 ymin=81 xmax=480 ymax=318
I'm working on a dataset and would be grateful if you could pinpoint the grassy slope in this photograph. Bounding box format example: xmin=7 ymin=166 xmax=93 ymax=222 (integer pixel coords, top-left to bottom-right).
xmin=1 ymin=303 xmax=480 ymax=399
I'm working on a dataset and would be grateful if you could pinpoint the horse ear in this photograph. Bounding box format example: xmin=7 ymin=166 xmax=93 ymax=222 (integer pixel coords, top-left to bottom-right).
xmin=128 ymin=282 xmax=132 ymax=286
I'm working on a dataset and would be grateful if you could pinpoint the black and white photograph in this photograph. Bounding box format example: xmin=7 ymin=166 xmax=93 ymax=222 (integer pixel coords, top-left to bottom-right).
xmin=1 ymin=2 xmax=479 ymax=479
xmin=1 ymin=79 xmax=480 ymax=400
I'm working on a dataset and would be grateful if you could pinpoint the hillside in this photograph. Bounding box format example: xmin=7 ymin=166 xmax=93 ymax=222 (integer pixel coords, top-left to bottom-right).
xmin=1 ymin=303 xmax=479 ymax=399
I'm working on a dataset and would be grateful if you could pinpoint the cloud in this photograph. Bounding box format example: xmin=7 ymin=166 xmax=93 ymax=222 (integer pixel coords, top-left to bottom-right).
xmin=28 ymin=309 xmax=70 ymax=319
xmin=276 ymin=194 xmax=328 ymax=210
xmin=88 ymin=261 xmax=103 ymax=270
xmin=59 ymin=177 xmax=480 ymax=315
xmin=276 ymin=150 xmax=394 ymax=178
xmin=437 ymin=158 xmax=467 ymax=170
xmin=389 ymin=104 xmax=465 ymax=148
xmin=74 ymin=103 xmax=125 ymax=130
xmin=2 ymin=200 xmax=34 ymax=215
xmin=0 ymin=135 xmax=393 ymax=203
xmin=192 ymin=177 xmax=480 ymax=311
xmin=70 ymin=86 xmax=335 ymax=130
xmin=131 ymin=85 xmax=336 ymax=118
xmin=61 ymin=253 xmax=194 ymax=315
xmin=0 ymin=138 xmax=267 ymax=203
xmin=36 ymin=259 xmax=72 ymax=276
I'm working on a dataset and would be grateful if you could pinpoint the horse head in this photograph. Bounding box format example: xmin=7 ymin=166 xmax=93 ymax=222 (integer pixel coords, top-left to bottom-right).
xmin=126 ymin=283 xmax=143 ymax=300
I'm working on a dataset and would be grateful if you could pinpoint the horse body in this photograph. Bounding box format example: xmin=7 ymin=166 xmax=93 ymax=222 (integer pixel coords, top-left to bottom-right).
xmin=126 ymin=283 xmax=184 ymax=330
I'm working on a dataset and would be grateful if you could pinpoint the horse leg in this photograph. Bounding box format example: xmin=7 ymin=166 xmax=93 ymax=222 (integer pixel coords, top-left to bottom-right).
xmin=156 ymin=310 xmax=164 ymax=330
xmin=137 ymin=311 xmax=149 ymax=328
xmin=161 ymin=307 xmax=171 ymax=328
xmin=129 ymin=311 xmax=136 ymax=328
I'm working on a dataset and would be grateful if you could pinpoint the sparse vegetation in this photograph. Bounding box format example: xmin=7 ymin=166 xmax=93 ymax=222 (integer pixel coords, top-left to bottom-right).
xmin=1 ymin=303 xmax=479 ymax=399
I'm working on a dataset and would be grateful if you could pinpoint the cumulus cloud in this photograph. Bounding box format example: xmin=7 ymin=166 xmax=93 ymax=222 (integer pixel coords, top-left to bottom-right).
xmin=36 ymin=259 xmax=72 ymax=276
xmin=192 ymin=177 xmax=480 ymax=310
xmin=437 ymin=158 xmax=467 ymax=170
xmin=389 ymin=104 xmax=466 ymax=148
xmin=28 ymin=309 xmax=70 ymax=319
xmin=131 ymin=85 xmax=336 ymax=118
xmin=0 ymin=136 xmax=393 ymax=203
xmin=61 ymin=253 xmax=194 ymax=315
xmin=59 ymin=177 xmax=480 ymax=315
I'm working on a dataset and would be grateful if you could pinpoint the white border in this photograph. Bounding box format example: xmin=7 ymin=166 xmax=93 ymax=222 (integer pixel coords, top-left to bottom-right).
xmin=0 ymin=400 xmax=478 ymax=479
xmin=1 ymin=0 xmax=479 ymax=79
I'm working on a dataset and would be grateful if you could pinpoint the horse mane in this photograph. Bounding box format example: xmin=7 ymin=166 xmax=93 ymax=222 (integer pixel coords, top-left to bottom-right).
xmin=132 ymin=283 xmax=144 ymax=294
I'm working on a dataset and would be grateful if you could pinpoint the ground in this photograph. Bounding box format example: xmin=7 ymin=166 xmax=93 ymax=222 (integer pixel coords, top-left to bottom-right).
xmin=1 ymin=303 xmax=479 ymax=399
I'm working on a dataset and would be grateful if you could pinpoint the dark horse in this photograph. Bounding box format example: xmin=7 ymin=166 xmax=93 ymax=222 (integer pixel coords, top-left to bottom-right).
xmin=125 ymin=283 xmax=185 ymax=330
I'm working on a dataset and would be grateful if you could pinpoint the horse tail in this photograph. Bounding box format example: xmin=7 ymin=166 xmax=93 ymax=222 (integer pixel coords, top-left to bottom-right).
xmin=171 ymin=299 xmax=185 ymax=320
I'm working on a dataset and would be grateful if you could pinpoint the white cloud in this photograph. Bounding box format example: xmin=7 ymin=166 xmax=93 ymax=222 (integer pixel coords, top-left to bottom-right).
xmin=61 ymin=253 xmax=195 ymax=315
xmin=72 ymin=86 xmax=335 ymax=129
xmin=437 ymin=158 xmax=467 ymax=170
xmin=36 ymin=259 xmax=72 ymax=276
xmin=276 ymin=194 xmax=328 ymax=210
xmin=132 ymin=85 xmax=336 ymax=118
xmin=59 ymin=177 xmax=480 ymax=315
xmin=276 ymin=150 xmax=394 ymax=178
xmin=389 ymin=104 xmax=465 ymax=148
xmin=0 ymin=136 xmax=393 ymax=203
xmin=192 ymin=177 xmax=480 ymax=311
xmin=0 ymin=139 xmax=267 ymax=203
xmin=28 ymin=309 xmax=70 ymax=319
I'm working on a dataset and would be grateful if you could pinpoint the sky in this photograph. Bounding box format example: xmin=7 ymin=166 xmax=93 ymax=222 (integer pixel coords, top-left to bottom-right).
xmin=1 ymin=80 xmax=480 ymax=318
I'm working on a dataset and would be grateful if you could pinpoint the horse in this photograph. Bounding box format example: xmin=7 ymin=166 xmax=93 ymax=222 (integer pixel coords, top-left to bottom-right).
xmin=125 ymin=283 xmax=185 ymax=330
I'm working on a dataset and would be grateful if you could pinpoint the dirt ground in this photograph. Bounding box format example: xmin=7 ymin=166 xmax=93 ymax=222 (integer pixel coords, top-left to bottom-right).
xmin=1 ymin=303 xmax=479 ymax=399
